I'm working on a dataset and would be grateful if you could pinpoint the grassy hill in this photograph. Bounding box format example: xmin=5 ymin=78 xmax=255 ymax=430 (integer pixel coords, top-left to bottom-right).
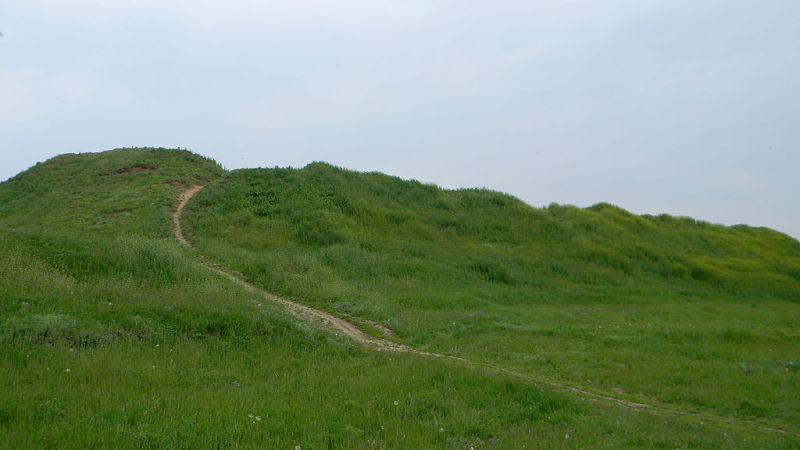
xmin=1 ymin=148 xmax=798 ymax=448
xmin=0 ymin=148 xmax=224 ymax=237
xmin=185 ymin=163 xmax=800 ymax=431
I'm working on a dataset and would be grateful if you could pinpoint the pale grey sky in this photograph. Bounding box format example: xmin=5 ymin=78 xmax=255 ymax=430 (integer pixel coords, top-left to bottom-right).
xmin=1 ymin=0 xmax=798 ymax=239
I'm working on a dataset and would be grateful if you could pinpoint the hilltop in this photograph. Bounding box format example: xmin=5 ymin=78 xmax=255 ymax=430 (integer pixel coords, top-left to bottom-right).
xmin=1 ymin=148 xmax=798 ymax=448
xmin=0 ymin=148 xmax=224 ymax=236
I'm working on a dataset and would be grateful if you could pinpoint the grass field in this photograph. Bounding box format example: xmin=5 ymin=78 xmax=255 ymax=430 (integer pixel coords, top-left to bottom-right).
xmin=1 ymin=148 xmax=799 ymax=448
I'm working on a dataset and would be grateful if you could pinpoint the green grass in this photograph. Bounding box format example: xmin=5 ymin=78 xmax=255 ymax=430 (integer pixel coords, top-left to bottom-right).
xmin=0 ymin=148 xmax=223 ymax=237
xmin=185 ymin=162 xmax=800 ymax=432
xmin=1 ymin=149 xmax=798 ymax=448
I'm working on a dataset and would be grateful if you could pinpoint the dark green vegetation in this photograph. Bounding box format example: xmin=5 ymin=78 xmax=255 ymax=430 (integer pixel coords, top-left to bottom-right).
xmin=1 ymin=148 xmax=798 ymax=448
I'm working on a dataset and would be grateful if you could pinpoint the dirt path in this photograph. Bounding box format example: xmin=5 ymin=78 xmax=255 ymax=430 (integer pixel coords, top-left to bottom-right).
xmin=173 ymin=185 xmax=205 ymax=246
xmin=173 ymin=185 xmax=800 ymax=439
xmin=174 ymin=185 xmax=433 ymax=354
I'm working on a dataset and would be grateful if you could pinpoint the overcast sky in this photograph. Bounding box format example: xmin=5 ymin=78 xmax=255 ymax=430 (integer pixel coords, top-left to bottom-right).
xmin=1 ymin=0 xmax=798 ymax=239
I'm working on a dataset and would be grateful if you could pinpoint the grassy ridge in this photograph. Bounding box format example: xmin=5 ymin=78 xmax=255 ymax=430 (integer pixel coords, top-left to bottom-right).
xmin=186 ymin=162 xmax=800 ymax=430
xmin=0 ymin=149 xmax=798 ymax=448
xmin=187 ymin=163 xmax=800 ymax=300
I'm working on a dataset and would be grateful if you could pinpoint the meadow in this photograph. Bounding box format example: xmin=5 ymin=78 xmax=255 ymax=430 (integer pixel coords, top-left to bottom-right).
xmin=0 ymin=148 xmax=798 ymax=448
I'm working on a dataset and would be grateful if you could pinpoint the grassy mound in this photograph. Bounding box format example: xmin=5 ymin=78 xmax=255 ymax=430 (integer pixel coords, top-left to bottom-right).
xmin=0 ymin=148 xmax=223 ymax=237
xmin=0 ymin=149 xmax=797 ymax=447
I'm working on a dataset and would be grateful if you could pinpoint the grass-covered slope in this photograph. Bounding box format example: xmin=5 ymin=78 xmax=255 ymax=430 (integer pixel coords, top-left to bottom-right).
xmin=0 ymin=148 xmax=224 ymax=237
xmin=186 ymin=162 xmax=800 ymax=431
xmin=7 ymin=228 xmax=629 ymax=449
xmin=0 ymin=149 xmax=797 ymax=448
xmin=188 ymin=162 xmax=800 ymax=301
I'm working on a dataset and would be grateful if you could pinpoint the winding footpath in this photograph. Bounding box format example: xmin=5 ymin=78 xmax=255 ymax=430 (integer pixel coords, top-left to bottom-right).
xmin=174 ymin=185 xmax=425 ymax=354
xmin=174 ymin=185 xmax=799 ymax=439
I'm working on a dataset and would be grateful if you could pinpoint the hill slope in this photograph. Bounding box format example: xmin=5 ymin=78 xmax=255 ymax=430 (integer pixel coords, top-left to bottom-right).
xmin=1 ymin=149 xmax=798 ymax=448
xmin=0 ymin=148 xmax=224 ymax=237
xmin=185 ymin=162 xmax=800 ymax=430
xmin=187 ymin=162 xmax=800 ymax=300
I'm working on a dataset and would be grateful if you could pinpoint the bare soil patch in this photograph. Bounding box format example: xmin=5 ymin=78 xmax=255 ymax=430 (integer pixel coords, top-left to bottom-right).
xmin=101 ymin=164 xmax=158 ymax=176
